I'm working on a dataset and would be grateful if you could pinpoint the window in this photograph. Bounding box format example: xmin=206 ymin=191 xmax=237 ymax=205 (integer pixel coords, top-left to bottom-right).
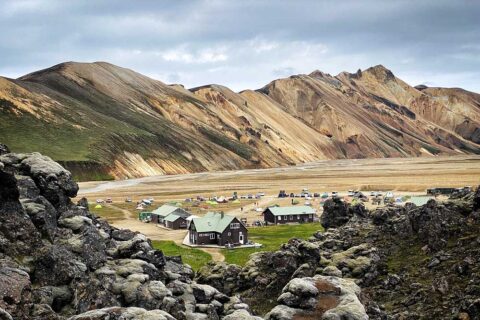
xmin=297 ymin=215 xmax=300 ymax=219
xmin=210 ymin=233 xmax=215 ymax=239
xmin=290 ymin=215 xmax=293 ymax=220
xmin=278 ymin=216 xmax=282 ymax=221
xmin=230 ymin=223 xmax=240 ymax=229
xmin=228 ymin=232 xmax=231 ymax=236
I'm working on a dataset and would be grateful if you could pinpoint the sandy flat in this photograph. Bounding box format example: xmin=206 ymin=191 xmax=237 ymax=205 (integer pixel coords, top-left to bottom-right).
xmin=78 ymin=155 xmax=480 ymax=203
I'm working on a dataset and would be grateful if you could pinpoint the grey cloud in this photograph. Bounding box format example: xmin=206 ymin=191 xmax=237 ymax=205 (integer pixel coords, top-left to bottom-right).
xmin=0 ymin=0 xmax=479 ymax=92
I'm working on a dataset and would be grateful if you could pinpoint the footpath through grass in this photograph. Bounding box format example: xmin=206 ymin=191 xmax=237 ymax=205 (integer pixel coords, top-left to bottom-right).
xmin=222 ymin=223 xmax=324 ymax=266
xmin=152 ymin=240 xmax=212 ymax=271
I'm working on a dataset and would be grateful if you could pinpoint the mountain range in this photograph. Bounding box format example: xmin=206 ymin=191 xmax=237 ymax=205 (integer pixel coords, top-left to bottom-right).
xmin=1 ymin=61 xmax=479 ymax=180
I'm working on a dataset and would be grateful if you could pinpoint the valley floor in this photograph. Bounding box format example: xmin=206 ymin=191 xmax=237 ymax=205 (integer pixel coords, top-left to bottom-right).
xmin=77 ymin=155 xmax=480 ymax=268
xmin=78 ymin=155 xmax=480 ymax=201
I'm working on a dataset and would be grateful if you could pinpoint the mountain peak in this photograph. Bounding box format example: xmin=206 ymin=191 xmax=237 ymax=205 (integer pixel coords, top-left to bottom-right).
xmin=363 ymin=64 xmax=395 ymax=82
xmin=309 ymin=70 xmax=327 ymax=78
xmin=18 ymin=61 xmax=128 ymax=81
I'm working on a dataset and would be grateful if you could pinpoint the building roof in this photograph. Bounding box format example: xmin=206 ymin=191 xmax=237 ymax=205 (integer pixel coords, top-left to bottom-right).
xmin=406 ymin=196 xmax=433 ymax=206
xmin=164 ymin=214 xmax=186 ymax=222
xmin=191 ymin=212 xmax=236 ymax=233
xmin=151 ymin=204 xmax=190 ymax=218
xmin=266 ymin=206 xmax=315 ymax=216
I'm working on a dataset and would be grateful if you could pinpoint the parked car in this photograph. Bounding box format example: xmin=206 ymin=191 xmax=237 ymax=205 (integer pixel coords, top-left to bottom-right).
xmin=313 ymin=193 xmax=320 ymax=197
xmin=106 ymin=198 xmax=112 ymax=203
xmin=142 ymin=199 xmax=153 ymax=206
xmin=125 ymin=198 xmax=132 ymax=203
xmin=96 ymin=199 xmax=104 ymax=204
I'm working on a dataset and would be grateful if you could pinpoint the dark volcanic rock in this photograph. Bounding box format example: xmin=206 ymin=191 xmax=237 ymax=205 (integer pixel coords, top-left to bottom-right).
xmin=321 ymin=198 xmax=367 ymax=229
xmin=22 ymin=196 xmax=58 ymax=240
xmin=321 ymin=198 xmax=352 ymax=228
xmin=0 ymin=144 xmax=9 ymax=156
xmin=0 ymin=145 xmax=263 ymax=320
xmin=20 ymin=153 xmax=79 ymax=210
xmin=474 ymin=187 xmax=480 ymax=211
xmin=34 ymin=245 xmax=86 ymax=286
xmin=0 ymin=267 xmax=32 ymax=319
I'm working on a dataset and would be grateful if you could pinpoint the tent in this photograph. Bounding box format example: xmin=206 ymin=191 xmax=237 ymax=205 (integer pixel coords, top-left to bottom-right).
xmin=232 ymin=199 xmax=240 ymax=204
xmin=95 ymin=204 xmax=102 ymax=209
xmin=206 ymin=200 xmax=218 ymax=205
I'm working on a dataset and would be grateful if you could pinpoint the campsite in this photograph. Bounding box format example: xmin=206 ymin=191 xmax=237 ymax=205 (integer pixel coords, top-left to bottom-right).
xmin=76 ymin=155 xmax=480 ymax=271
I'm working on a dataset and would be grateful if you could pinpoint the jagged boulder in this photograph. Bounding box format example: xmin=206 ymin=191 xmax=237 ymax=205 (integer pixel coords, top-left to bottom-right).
xmin=196 ymin=262 xmax=242 ymax=295
xmin=20 ymin=153 xmax=78 ymax=209
xmin=34 ymin=245 xmax=87 ymax=286
xmin=266 ymin=275 xmax=368 ymax=320
xmin=321 ymin=199 xmax=366 ymax=229
xmin=68 ymin=306 xmax=176 ymax=320
xmin=474 ymin=186 xmax=480 ymax=211
xmin=0 ymin=165 xmax=43 ymax=256
xmin=0 ymin=267 xmax=32 ymax=319
xmin=321 ymin=198 xmax=352 ymax=229
xmin=0 ymin=144 xmax=9 ymax=156
xmin=371 ymin=205 xmax=404 ymax=225
xmin=223 ymin=309 xmax=262 ymax=320
xmin=22 ymin=196 xmax=57 ymax=240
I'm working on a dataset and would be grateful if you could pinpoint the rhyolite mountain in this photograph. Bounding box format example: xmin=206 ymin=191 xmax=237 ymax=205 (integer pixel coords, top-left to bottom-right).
xmin=1 ymin=62 xmax=479 ymax=180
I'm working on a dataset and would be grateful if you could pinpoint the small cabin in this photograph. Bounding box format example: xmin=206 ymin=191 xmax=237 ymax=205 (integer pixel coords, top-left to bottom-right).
xmin=188 ymin=212 xmax=248 ymax=246
xmin=263 ymin=206 xmax=316 ymax=224
xmin=150 ymin=204 xmax=191 ymax=229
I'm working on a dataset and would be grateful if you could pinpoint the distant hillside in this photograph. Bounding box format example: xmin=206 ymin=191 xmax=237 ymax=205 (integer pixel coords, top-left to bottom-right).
xmin=1 ymin=62 xmax=479 ymax=180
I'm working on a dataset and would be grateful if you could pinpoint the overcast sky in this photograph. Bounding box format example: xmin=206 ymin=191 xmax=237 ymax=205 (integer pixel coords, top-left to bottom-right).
xmin=1 ymin=0 xmax=479 ymax=92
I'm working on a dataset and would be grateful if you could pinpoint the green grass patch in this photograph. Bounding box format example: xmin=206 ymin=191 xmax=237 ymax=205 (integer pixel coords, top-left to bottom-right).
xmin=222 ymin=223 xmax=324 ymax=266
xmin=199 ymin=126 xmax=254 ymax=160
xmin=88 ymin=204 xmax=124 ymax=222
xmin=151 ymin=240 xmax=212 ymax=270
xmin=386 ymin=241 xmax=429 ymax=274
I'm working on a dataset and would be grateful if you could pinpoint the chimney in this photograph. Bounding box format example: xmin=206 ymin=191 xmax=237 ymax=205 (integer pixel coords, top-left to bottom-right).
xmin=221 ymin=211 xmax=224 ymax=219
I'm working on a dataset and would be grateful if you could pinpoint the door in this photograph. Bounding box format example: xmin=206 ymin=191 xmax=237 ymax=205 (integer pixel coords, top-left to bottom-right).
xmin=239 ymin=232 xmax=244 ymax=244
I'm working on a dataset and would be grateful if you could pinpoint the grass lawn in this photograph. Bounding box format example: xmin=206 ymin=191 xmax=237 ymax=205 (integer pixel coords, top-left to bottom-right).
xmin=222 ymin=223 xmax=324 ymax=266
xmin=88 ymin=204 xmax=125 ymax=223
xmin=152 ymin=240 xmax=212 ymax=270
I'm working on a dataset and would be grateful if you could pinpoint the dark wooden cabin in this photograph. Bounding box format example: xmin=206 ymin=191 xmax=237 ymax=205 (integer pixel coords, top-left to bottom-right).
xmin=188 ymin=212 xmax=248 ymax=246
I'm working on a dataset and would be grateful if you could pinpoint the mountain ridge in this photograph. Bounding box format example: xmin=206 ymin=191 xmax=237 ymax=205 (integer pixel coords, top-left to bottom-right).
xmin=1 ymin=61 xmax=479 ymax=180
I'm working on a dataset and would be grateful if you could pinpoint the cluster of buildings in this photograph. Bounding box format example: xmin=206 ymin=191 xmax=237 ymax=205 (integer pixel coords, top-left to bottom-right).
xmin=140 ymin=203 xmax=317 ymax=247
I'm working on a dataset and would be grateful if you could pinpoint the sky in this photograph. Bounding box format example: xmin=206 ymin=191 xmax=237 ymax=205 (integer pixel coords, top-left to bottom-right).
xmin=1 ymin=0 xmax=479 ymax=92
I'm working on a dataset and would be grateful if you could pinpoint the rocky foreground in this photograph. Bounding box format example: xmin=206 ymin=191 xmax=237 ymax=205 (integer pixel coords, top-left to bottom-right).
xmin=1 ymin=144 xmax=479 ymax=319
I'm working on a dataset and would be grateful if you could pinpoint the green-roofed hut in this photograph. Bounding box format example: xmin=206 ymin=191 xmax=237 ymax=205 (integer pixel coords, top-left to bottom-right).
xmin=188 ymin=212 xmax=248 ymax=246
xmin=150 ymin=204 xmax=191 ymax=229
xmin=262 ymin=205 xmax=316 ymax=224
